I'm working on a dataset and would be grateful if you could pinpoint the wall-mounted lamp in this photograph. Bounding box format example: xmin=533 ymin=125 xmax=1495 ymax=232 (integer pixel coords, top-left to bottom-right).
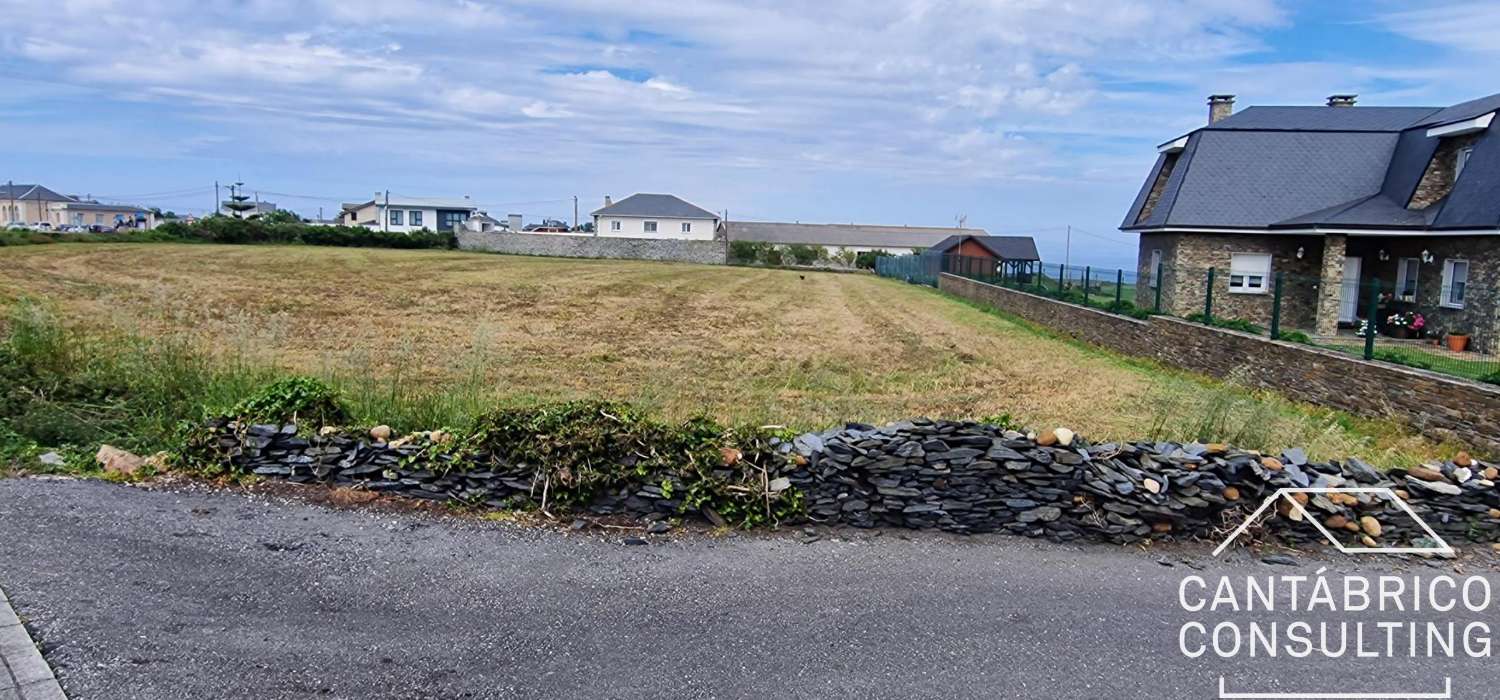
xmin=1421 ymin=249 xmax=1434 ymax=264
xmin=1378 ymin=249 xmax=1389 ymax=261
xmin=1295 ymin=246 xmax=1305 ymax=260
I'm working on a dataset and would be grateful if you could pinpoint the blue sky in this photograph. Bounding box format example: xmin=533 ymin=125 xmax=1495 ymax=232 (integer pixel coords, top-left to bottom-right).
xmin=3 ymin=0 xmax=1499 ymax=268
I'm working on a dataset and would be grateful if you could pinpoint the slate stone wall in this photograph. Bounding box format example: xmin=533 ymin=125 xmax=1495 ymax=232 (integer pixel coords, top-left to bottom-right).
xmin=457 ymin=230 xmax=728 ymax=265
xmin=941 ymin=273 xmax=1500 ymax=454
xmin=216 ymin=418 xmax=1500 ymax=547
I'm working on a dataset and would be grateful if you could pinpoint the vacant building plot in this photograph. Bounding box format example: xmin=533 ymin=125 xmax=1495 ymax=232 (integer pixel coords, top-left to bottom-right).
xmin=0 ymin=244 xmax=1445 ymax=464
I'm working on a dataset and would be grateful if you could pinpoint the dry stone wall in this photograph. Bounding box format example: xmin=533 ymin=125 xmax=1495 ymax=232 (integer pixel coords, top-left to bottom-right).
xmin=941 ymin=273 xmax=1500 ymax=455
xmin=213 ymin=417 xmax=1499 ymax=547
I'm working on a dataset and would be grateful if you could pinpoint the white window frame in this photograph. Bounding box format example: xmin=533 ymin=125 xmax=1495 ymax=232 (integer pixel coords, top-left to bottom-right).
xmin=1148 ymin=249 xmax=1162 ymax=289
xmin=1441 ymin=258 xmax=1468 ymax=309
xmin=643 ymin=220 xmax=658 ymax=233
xmin=1455 ymin=147 xmax=1474 ymax=182
xmin=681 ymin=222 xmax=692 ymax=233
xmin=610 ymin=220 xmax=621 ymax=231
xmin=1395 ymin=257 xmax=1420 ymax=301
xmin=1226 ymin=252 xmax=1272 ymax=294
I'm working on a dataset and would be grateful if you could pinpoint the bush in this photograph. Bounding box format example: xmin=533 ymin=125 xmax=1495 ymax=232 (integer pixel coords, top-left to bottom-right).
xmin=4 ymin=219 xmax=456 ymax=251
xmin=229 ymin=377 xmax=349 ymax=426
xmin=761 ymin=246 xmax=785 ymax=266
xmin=854 ymin=249 xmax=893 ymax=270
xmin=455 ymin=401 xmax=804 ymax=526
xmin=784 ymin=244 xmax=821 ymax=267
xmin=1276 ymin=330 xmax=1312 ymax=344
xmin=729 ymin=240 xmax=767 ymax=264
xmin=1480 ymin=370 xmax=1500 ymax=386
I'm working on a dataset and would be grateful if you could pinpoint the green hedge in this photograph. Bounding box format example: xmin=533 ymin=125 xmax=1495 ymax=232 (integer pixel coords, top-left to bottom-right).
xmin=1 ymin=218 xmax=455 ymax=250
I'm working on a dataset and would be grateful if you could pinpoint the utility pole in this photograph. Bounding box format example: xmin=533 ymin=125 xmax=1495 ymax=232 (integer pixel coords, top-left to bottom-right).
xmin=214 ymin=181 xmax=220 ymax=217
xmin=6 ymin=180 xmax=14 ymax=224
xmin=573 ymin=195 xmax=578 ymax=230
xmin=1064 ymin=225 xmax=1072 ymax=271
xmin=383 ymin=189 xmax=390 ymax=232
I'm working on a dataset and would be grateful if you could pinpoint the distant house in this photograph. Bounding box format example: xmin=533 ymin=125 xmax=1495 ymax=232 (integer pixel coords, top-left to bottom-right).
xmin=1122 ymin=92 xmax=1500 ymax=350
xmin=219 ymin=199 xmax=279 ymax=218
xmin=463 ymin=212 xmax=503 ymax=233
xmin=924 ymin=234 xmax=1042 ymax=277
xmin=721 ymin=221 xmax=971 ymax=257
xmin=339 ymin=194 xmax=479 ymax=233
xmin=591 ymin=194 xmax=719 ymax=240
xmin=1 ymin=183 xmax=153 ymax=229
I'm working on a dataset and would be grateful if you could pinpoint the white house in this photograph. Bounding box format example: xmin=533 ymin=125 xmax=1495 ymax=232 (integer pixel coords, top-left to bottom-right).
xmin=339 ymin=193 xmax=479 ymax=233
xmin=590 ymin=193 xmax=719 ymax=240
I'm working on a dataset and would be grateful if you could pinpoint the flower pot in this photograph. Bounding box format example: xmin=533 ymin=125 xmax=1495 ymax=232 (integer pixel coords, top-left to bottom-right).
xmin=1446 ymin=334 xmax=1470 ymax=353
xmin=1389 ymin=326 xmax=1414 ymax=339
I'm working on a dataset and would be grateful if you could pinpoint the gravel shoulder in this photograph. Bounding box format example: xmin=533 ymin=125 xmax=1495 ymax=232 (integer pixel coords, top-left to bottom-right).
xmin=0 ymin=477 xmax=1495 ymax=700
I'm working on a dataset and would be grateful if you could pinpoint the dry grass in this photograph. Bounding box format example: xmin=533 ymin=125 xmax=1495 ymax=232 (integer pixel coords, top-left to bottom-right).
xmin=0 ymin=243 xmax=1448 ymax=464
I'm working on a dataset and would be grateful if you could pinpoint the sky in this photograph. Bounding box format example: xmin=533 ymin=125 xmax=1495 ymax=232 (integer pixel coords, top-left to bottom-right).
xmin=3 ymin=1 xmax=1499 ymax=268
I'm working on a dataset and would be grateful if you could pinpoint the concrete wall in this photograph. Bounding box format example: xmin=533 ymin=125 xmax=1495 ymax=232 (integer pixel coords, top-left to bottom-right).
xmin=458 ymin=229 xmax=727 ymax=265
xmin=941 ymin=273 xmax=1500 ymax=454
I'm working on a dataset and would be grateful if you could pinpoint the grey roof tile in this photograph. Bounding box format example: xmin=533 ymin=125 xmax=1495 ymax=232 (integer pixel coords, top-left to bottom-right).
xmin=591 ymin=193 xmax=718 ymax=220
xmin=725 ymin=221 xmax=979 ymax=248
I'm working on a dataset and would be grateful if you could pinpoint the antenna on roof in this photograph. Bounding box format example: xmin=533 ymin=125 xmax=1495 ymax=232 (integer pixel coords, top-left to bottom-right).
xmin=956 ymin=214 xmax=967 ymax=228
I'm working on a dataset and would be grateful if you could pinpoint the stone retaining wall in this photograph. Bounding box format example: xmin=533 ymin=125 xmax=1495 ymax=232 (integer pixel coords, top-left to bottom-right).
xmin=457 ymin=230 xmax=727 ymax=265
xmin=940 ymin=273 xmax=1500 ymax=454
xmin=214 ymin=418 xmax=1498 ymax=547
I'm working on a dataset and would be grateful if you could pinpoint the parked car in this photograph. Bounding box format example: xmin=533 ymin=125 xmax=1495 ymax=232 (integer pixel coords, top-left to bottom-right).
xmin=31 ymin=222 xmax=53 ymax=231
xmin=56 ymin=224 xmax=85 ymax=233
xmin=86 ymin=224 xmax=113 ymax=233
xmin=4 ymin=222 xmax=28 ymax=231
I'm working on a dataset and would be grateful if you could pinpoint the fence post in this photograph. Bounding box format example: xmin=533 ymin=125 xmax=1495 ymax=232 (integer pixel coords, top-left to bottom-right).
xmin=1114 ymin=269 xmax=1123 ymax=308
xmin=1204 ymin=267 xmax=1215 ymax=324
xmin=1083 ymin=266 xmax=1092 ymax=305
xmin=1153 ymin=262 xmax=1164 ymax=313
xmin=1270 ymin=272 xmax=1284 ymax=340
xmin=1364 ymin=279 xmax=1379 ymax=361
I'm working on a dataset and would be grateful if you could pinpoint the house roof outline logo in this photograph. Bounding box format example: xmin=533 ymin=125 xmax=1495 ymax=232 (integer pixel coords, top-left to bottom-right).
xmin=1212 ymin=487 xmax=1454 ymax=557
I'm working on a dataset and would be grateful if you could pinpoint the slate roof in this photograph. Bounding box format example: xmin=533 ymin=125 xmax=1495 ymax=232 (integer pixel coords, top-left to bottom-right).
xmin=723 ymin=221 xmax=977 ymax=248
xmin=591 ymin=193 xmax=718 ymax=220
xmin=926 ymin=235 xmax=1041 ymax=261
xmin=0 ymin=184 xmax=77 ymax=202
xmin=1122 ymin=93 xmax=1500 ymax=233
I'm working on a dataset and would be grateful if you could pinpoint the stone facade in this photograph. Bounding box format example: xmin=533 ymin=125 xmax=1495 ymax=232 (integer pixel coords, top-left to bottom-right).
xmin=1346 ymin=235 xmax=1500 ymax=354
xmin=945 ymin=273 xmax=1500 ymax=454
xmin=457 ymin=229 xmax=728 ymax=265
xmin=1135 ymin=232 xmax=1326 ymax=329
xmin=1409 ymin=132 xmax=1483 ymax=209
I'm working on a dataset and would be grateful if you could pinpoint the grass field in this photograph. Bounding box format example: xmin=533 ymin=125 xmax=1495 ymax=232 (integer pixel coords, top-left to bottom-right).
xmin=0 ymin=243 xmax=1448 ymax=464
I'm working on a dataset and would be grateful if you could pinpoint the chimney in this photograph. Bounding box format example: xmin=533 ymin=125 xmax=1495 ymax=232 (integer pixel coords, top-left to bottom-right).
xmin=1208 ymin=94 xmax=1235 ymax=124
xmin=603 ymin=195 xmax=612 ymax=207
xmin=1327 ymin=94 xmax=1357 ymax=108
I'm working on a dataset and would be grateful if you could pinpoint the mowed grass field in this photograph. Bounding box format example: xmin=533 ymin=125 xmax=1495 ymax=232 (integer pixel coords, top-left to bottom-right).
xmin=0 ymin=244 xmax=1443 ymax=463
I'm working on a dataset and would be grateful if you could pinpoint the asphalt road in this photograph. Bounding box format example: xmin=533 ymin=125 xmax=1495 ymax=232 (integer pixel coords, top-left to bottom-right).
xmin=1 ymin=477 xmax=1497 ymax=700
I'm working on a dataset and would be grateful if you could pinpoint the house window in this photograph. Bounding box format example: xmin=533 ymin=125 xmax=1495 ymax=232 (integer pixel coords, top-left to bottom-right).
xmin=610 ymin=220 xmax=621 ymax=231
xmin=644 ymin=221 xmax=658 ymax=233
xmin=1441 ymin=259 xmax=1469 ymax=309
xmin=389 ymin=209 xmax=404 ymax=226
xmin=409 ymin=210 xmax=423 ymax=227
xmin=1227 ymin=253 xmax=1271 ymax=294
xmin=1396 ymin=257 xmax=1420 ymax=301
xmin=1455 ymin=147 xmax=1473 ymax=182
xmin=681 ymin=222 xmax=692 ymax=233
xmin=1148 ymin=249 xmax=1162 ymax=289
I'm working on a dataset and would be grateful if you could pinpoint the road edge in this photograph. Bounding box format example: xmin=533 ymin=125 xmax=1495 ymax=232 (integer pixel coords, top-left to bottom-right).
xmin=0 ymin=585 xmax=67 ymax=699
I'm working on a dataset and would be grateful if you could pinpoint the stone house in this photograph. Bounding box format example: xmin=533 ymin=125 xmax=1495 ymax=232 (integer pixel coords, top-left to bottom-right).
xmin=1121 ymin=92 xmax=1500 ymax=352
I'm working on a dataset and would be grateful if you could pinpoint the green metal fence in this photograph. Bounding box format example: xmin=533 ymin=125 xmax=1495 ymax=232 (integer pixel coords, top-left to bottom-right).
xmin=886 ymin=252 xmax=1500 ymax=385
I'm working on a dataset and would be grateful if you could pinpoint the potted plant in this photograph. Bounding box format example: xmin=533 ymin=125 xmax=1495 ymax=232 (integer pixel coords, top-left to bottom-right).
xmin=1384 ymin=311 xmax=1425 ymax=339
xmin=1446 ymin=326 xmax=1471 ymax=353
